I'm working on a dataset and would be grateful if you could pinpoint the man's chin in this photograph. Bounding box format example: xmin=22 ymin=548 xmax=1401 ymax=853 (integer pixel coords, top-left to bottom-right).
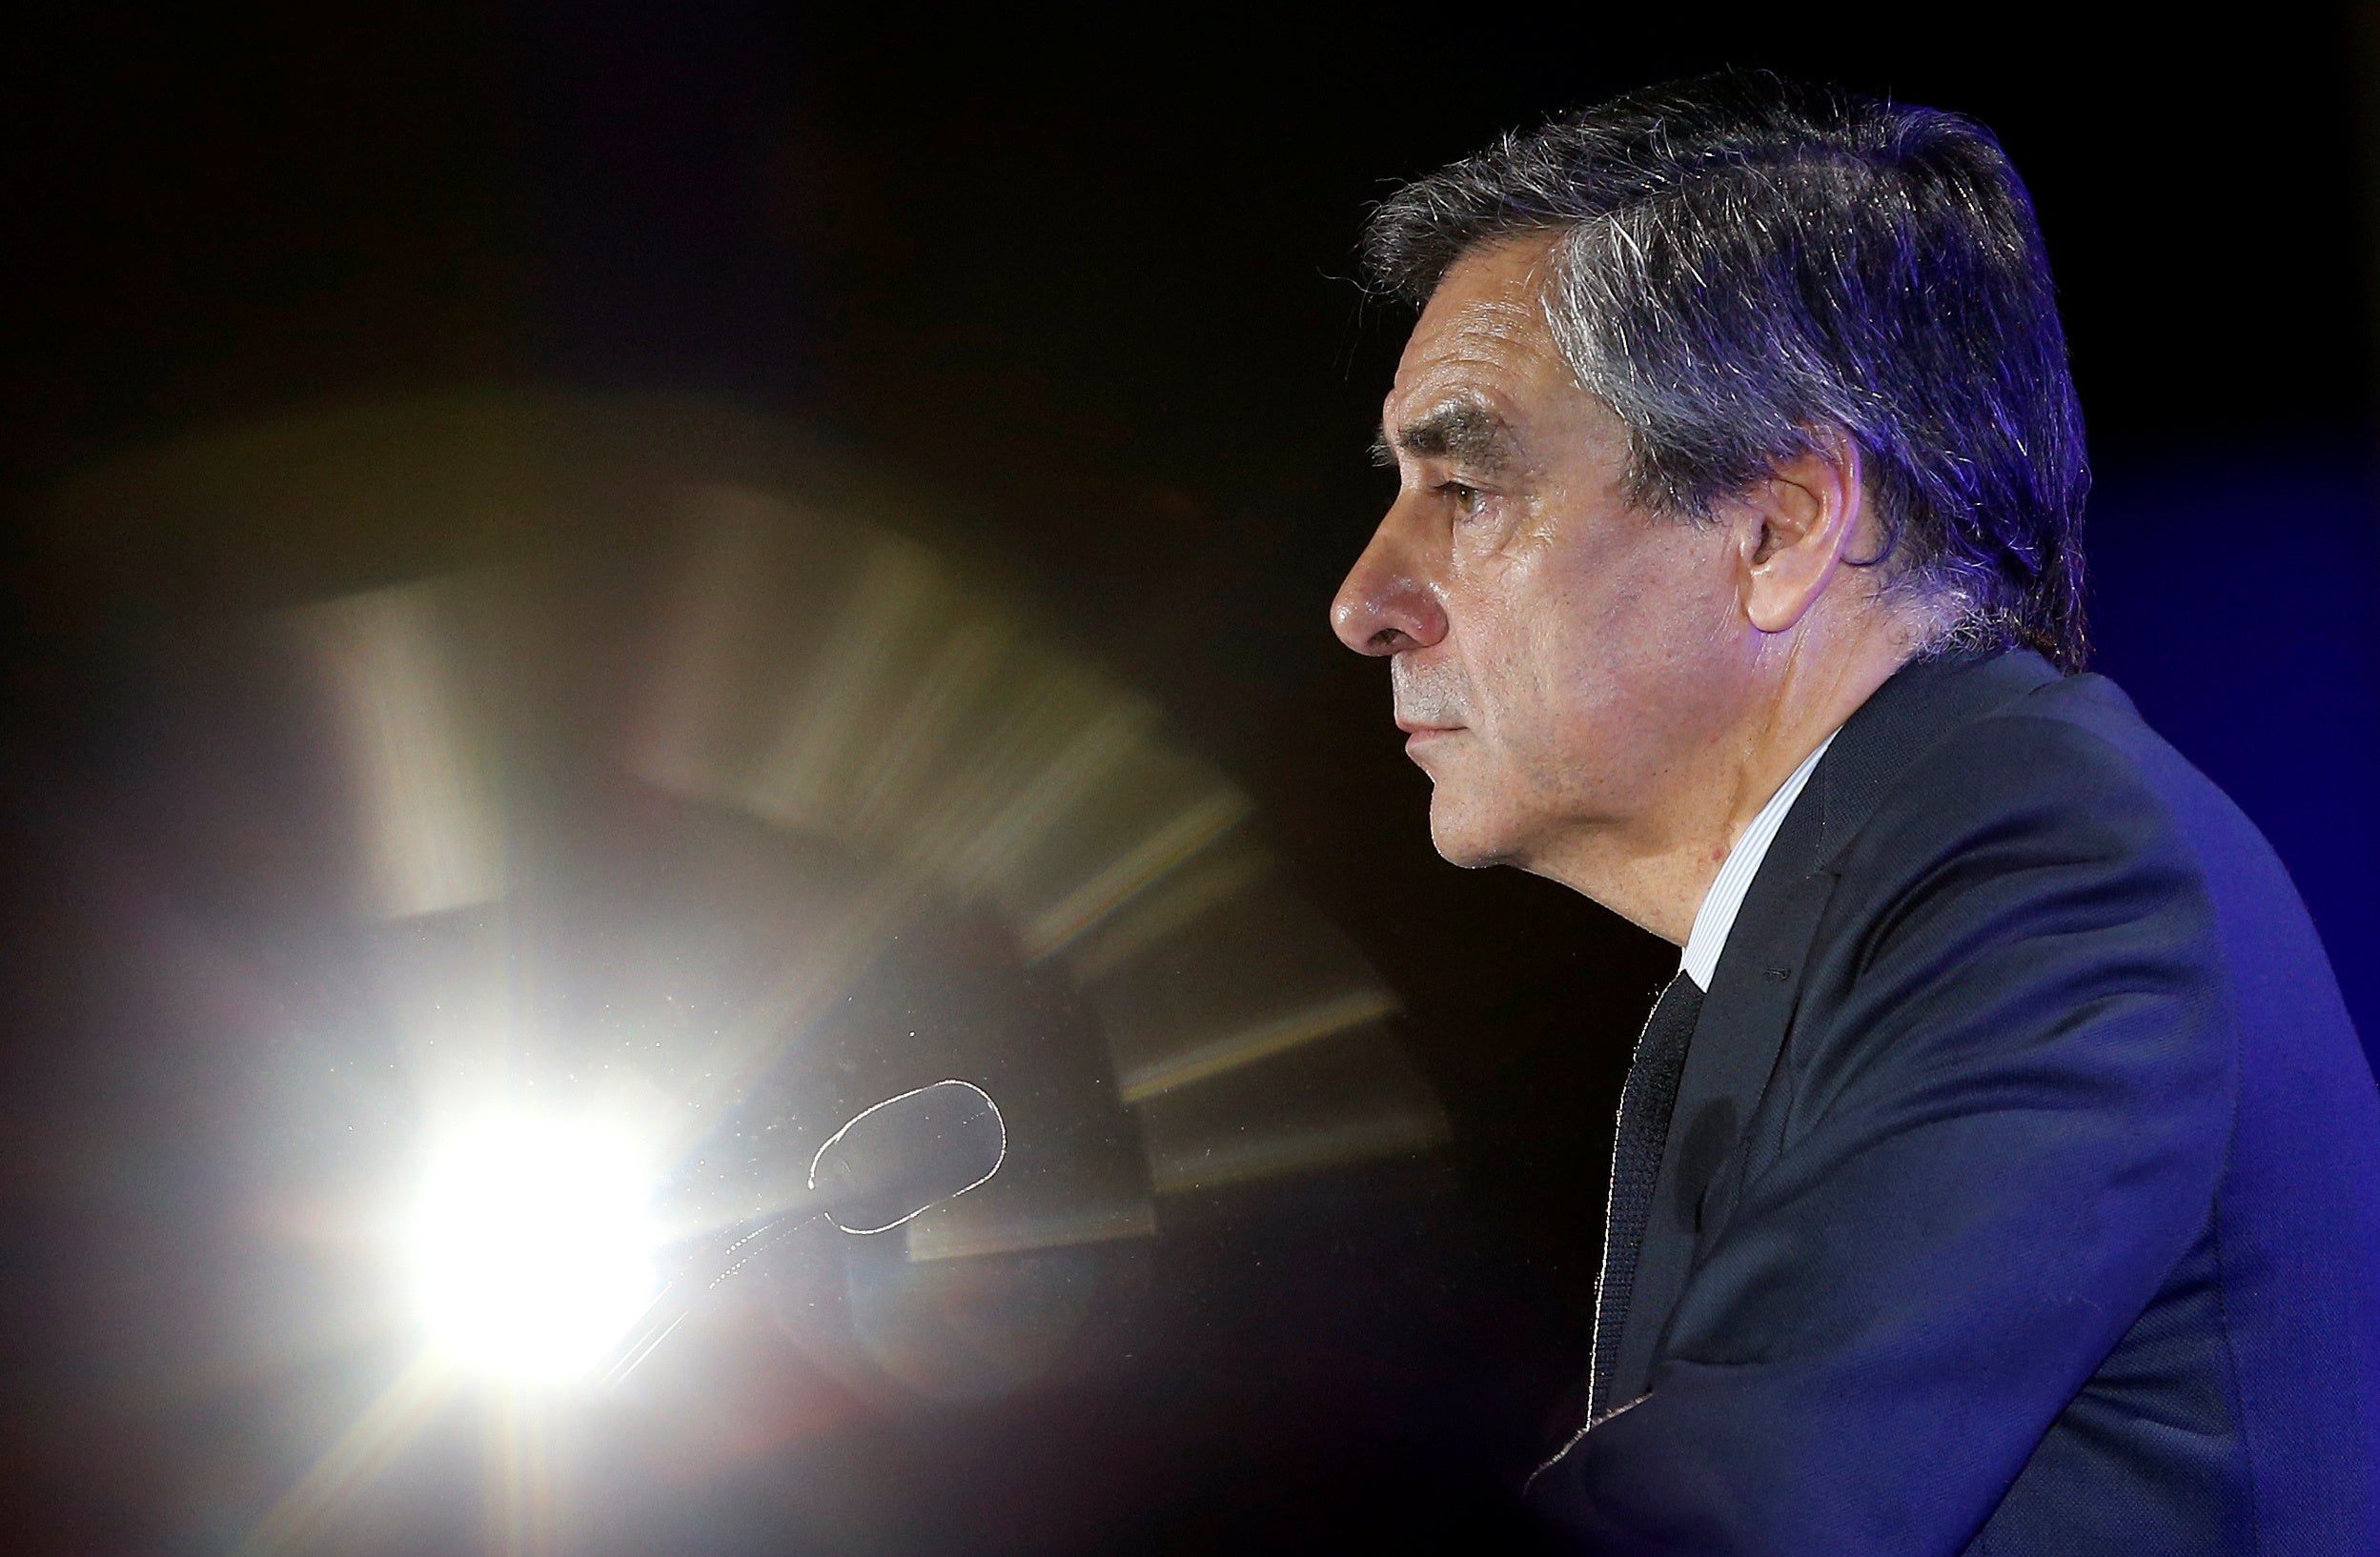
xmin=1426 ymin=800 xmax=1517 ymax=870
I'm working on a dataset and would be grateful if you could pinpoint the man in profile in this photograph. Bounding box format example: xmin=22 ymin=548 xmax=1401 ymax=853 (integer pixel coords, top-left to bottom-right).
xmin=1332 ymin=71 xmax=2380 ymax=1551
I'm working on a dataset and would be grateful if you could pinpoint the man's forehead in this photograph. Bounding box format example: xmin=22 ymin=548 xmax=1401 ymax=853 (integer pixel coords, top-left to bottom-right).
xmin=1416 ymin=233 xmax=1559 ymax=343
xmin=1385 ymin=235 xmax=1567 ymax=436
xmin=1397 ymin=292 xmax=1550 ymax=391
xmin=1381 ymin=318 xmax=1540 ymax=455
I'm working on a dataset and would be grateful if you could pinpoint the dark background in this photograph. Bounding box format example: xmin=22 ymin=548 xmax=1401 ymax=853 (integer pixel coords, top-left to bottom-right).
xmin=3 ymin=5 xmax=2375 ymax=1553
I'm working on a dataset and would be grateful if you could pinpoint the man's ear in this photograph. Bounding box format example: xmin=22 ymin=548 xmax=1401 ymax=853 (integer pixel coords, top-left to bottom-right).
xmin=1737 ymin=429 xmax=1865 ymax=635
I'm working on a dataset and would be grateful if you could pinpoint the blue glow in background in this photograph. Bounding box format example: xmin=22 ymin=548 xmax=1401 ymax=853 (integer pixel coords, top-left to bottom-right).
xmin=2090 ymin=447 xmax=2380 ymax=1059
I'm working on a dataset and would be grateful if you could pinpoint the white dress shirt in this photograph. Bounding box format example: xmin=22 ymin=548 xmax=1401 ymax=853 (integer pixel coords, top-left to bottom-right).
xmin=1678 ymin=730 xmax=1840 ymax=992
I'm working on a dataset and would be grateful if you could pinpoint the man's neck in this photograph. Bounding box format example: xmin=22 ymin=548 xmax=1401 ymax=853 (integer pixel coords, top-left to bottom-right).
xmin=1531 ymin=623 xmax=1920 ymax=944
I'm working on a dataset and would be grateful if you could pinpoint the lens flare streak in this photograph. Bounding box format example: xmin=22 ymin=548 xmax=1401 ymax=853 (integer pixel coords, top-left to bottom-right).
xmin=234 ymin=1349 xmax=456 ymax=1557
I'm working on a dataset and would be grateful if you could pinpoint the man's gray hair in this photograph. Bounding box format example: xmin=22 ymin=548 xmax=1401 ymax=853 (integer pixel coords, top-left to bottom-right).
xmin=1362 ymin=69 xmax=2090 ymax=670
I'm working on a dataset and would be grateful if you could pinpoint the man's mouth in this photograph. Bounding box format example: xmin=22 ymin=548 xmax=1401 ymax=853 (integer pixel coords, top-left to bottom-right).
xmin=1396 ymin=719 xmax=1463 ymax=754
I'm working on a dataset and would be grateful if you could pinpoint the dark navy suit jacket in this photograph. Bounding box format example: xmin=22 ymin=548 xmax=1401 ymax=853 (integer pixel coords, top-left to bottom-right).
xmin=1524 ymin=647 xmax=2380 ymax=1553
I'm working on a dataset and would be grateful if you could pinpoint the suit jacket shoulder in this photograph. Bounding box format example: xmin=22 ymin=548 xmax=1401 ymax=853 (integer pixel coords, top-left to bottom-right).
xmin=1530 ymin=648 xmax=2380 ymax=1556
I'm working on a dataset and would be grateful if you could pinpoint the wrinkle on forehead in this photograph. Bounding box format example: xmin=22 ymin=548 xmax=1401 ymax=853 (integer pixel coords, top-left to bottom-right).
xmin=1416 ymin=234 xmax=1563 ymax=352
xmin=1386 ymin=233 xmax=1572 ymax=446
xmin=1404 ymin=293 xmax=1560 ymax=386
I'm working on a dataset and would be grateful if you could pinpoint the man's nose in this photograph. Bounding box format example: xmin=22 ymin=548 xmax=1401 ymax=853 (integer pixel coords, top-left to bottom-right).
xmin=1331 ymin=511 xmax=1447 ymax=657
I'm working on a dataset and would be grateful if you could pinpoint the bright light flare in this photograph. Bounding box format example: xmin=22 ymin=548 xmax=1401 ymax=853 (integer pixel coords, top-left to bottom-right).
xmin=407 ymin=1114 xmax=662 ymax=1383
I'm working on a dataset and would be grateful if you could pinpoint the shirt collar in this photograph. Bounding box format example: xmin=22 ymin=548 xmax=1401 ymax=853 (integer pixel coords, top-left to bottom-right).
xmin=1678 ymin=729 xmax=1839 ymax=991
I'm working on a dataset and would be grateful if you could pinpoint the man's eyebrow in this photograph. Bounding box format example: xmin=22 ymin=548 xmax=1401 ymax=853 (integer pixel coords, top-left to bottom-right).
xmin=1374 ymin=399 xmax=1515 ymax=472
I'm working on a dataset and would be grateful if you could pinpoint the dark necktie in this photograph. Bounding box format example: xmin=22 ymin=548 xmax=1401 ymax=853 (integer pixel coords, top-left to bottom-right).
xmin=1588 ymin=969 xmax=1705 ymax=1421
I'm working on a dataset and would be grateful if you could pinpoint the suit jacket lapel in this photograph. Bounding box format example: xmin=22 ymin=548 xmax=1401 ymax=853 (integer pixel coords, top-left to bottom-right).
xmin=1602 ymin=646 xmax=2063 ymax=1406
xmin=1605 ymin=781 xmax=1835 ymax=1406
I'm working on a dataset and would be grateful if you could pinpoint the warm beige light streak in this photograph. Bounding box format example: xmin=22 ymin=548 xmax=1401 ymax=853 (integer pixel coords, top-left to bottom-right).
xmin=1019 ymin=788 xmax=1251 ymax=962
xmin=481 ymin=1385 xmax=562 ymax=1557
xmin=234 ymin=1348 xmax=456 ymax=1556
xmin=744 ymin=532 xmax=945 ymax=833
xmin=1116 ymin=989 xmax=1401 ymax=1103
xmin=1063 ymin=847 xmax=1269 ymax=982
xmin=295 ymin=579 xmax=503 ymax=920
xmin=1145 ymin=1109 xmax=1449 ymax=1195
xmin=629 ymin=487 xmax=780 ymax=800
xmin=905 ymin=1199 xmax=1159 ymax=1263
xmin=933 ymin=694 xmax=1157 ymax=902
xmin=845 ymin=611 xmax=1013 ymax=844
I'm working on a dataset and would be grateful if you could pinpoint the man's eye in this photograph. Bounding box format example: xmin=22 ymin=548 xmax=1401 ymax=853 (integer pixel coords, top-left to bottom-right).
xmin=1435 ymin=480 xmax=1487 ymax=515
